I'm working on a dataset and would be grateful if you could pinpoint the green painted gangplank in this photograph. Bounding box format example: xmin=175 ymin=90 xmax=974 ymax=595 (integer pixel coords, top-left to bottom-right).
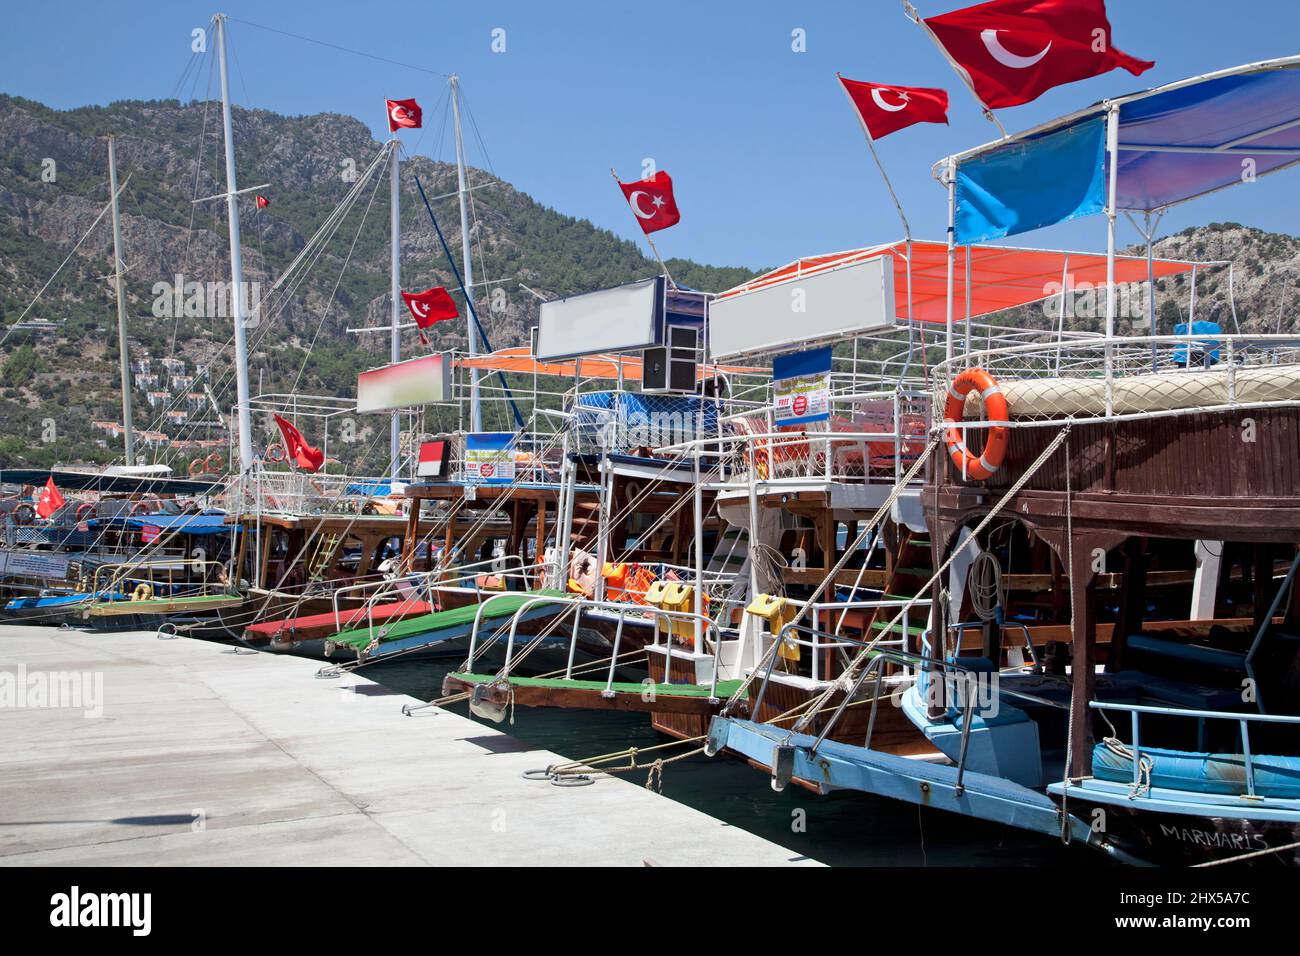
xmin=331 ymin=589 xmax=570 ymax=658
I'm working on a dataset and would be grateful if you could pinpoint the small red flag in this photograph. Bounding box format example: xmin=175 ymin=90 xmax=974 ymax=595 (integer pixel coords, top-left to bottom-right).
xmin=272 ymin=414 xmax=324 ymax=473
xmin=618 ymin=170 xmax=680 ymax=235
xmin=924 ymin=0 xmax=1153 ymax=110
xmin=36 ymin=477 xmax=66 ymax=519
xmin=838 ymin=76 xmax=949 ymax=140
xmin=386 ymin=98 xmax=422 ymax=132
xmin=402 ymin=287 xmax=459 ymax=345
xmin=255 ymin=194 xmax=270 ymax=209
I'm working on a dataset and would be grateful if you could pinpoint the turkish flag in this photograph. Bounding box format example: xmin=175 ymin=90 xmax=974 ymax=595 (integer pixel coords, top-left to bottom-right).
xmin=255 ymin=194 xmax=270 ymax=209
xmin=402 ymin=287 xmax=459 ymax=345
xmin=272 ymin=414 xmax=324 ymax=473
xmin=924 ymin=0 xmax=1154 ymax=109
xmin=35 ymin=477 xmax=65 ymax=519
xmin=618 ymin=170 xmax=680 ymax=235
xmin=385 ymin=98 xmax=422 ymax=132
xmin=839 ymin=76 xmax=949 ymax=140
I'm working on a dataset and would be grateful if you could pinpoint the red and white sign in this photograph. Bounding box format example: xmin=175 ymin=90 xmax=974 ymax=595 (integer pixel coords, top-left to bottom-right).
xmin=416 ymin=440 xmax=448 ymax=479
xmin=792 ymin=394 xmax=808 ymax=417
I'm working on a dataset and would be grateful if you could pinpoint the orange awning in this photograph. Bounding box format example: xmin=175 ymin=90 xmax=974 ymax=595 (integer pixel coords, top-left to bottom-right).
xmin=716 ymin=239 xmax=1205 ymax=324
xmin=455 ymin=347 xmax=764 ymax=380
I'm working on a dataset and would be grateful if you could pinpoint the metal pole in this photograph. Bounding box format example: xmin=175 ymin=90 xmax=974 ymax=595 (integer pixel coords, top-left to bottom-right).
xmin=450 ymin=76 xmax=481 ymax=432
xmin=107 ymin=137 xmax=135 ymax=464
xmin=389 ymin=139 xmax=402 ymax=479
xmin=692 ymin=441 xmax=705 ymax=654
xmin=1145 ymin=212 xmax=1158 ymax=371
xmin=1104 ymin=103 xmax=1120 ymax=418
xmin=215 ymin=14 xmax=254 ymax=473
xmin=945 ymin=157 xmax=956 ymax=367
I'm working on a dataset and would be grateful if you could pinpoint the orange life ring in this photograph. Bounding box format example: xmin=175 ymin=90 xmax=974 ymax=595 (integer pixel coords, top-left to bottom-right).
xmin=943 ymin=368 xmax=1009 ymax=481
xmin=188 ymin=457 xmax=206 ymax=477
xmin=204 ymin=452 xmax=225 ymax=474
xmin=751 ymin=440 xmax=770 ymax=480
xmin=266 ymin=443 xmax=286 ymax=463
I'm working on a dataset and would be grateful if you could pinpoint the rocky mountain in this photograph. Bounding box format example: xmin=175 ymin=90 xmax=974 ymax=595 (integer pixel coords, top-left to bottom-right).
xmin=0 ymin=94 xmax=756 ymax=471
xmin=2 ymin=94 xmax=1299 ymax=473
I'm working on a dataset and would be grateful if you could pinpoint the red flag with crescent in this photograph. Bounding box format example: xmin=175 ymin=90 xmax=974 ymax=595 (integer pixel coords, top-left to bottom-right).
xmin=385 ymin=98 xmax=422 ymax=132
xmin=36 ymin=476 xmax=66 ymax=519
xmin=402 ymin=286 xmax=459 ymax=345
xmin=617 ymin=170 xmax=680 ymax=235
xmin=272 ymin=414 xmax=324 ymax=473
xmin=923 ymin=0 xmax=1153 ymax=110
xmin=255 ymin=194 xmax=270 ymax=209
xmin=838 ymin=76 xmax=949 ymax=140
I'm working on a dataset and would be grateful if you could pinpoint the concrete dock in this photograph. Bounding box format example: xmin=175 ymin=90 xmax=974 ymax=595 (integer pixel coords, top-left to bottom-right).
xmin=0 ymin=625 xmax=814 ymax=866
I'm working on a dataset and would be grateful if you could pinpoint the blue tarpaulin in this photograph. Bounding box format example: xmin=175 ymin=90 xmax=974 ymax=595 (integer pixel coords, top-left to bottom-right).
xmin=948 ymin=59 xmax=1300 ymax=240
xmin=119 ymin=513 xmax=231 ymax=536
xmin=1172 ymin=321 xmax=1223 ymax=366
xmin=345 ymin=480 xmax=392 ymax=496
xmin=955 ymin=119 xmax=1107 ymax=244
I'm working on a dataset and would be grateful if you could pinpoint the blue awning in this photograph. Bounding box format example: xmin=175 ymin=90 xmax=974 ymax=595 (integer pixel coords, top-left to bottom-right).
xmin=947 ymin=57 xmax=1300 ymax=242
xmin=115 ymin=513 xmax=232 ymax=536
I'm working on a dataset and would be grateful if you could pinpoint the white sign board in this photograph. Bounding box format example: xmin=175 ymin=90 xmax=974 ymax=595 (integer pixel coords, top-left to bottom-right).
xmin=356 ymin=353 xmax=451 ymax=413
xmin=535 ymin=277 xmax=662 ymax=360
xmin=708 ymin=254 xmax=895 ymax=359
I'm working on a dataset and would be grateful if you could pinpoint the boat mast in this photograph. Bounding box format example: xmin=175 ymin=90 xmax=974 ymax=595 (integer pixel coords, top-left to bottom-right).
xmin=389 ymin=138 xmax=402 ymax=480
xmin=449 ymin=75 xmax=481 ymax=432
xmin=215 ymin=13 xmax=255 ymax=473
xmin=106 ymin=136 xmax=135 ymax=464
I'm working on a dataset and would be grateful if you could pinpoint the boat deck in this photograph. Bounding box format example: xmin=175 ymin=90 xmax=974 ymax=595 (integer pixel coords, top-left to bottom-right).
xmin=0 ymin=625 xmax=814 ymax=866
xmin=330 ymin=589 xmax=569 ymax=656
xmin=447 ymin=671 xmax=743 ymax=716
xmin=244 ymin=598 xmax=434 ymax=644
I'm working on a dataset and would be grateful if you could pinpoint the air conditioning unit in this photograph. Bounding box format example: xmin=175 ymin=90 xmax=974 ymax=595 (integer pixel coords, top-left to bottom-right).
xmin=641 ymin=325 xmax=698 ymax=394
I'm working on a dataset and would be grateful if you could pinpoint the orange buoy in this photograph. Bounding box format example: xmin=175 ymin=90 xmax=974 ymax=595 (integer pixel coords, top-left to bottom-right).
xmin=943 ymin=368 xmax=1009 ymax=481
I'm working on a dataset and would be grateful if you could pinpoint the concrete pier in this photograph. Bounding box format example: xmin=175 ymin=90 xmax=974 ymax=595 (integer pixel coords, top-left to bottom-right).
xmin=0 ymin=625 xmax=814 ymax=866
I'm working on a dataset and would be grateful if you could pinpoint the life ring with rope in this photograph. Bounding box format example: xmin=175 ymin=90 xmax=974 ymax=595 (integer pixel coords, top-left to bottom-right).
xmin=204 ymin=452 xmax=225 ymax=474
xmin=266 ymin=443 xmax=287 ymax=463
xmin=129 ymin=497 xmax=160 ymax=515
xmin=188 ymin=457 xmax=206 ymax=477
xmin=943 ymin=368 xmax=1010 ymax=482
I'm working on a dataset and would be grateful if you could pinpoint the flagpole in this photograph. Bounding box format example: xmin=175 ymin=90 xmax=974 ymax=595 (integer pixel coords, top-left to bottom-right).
xmin=610 ymin=168 xmax=676 ymax=289
xmin=901 ymin=0 xmax=1008 ymax=138
xmin=837 ymin=75 xmax=914 ymax=330
xmin=106 ymin=136 xmax=136 ymax=466
xmin=388 ymin=138 xmax=402 ymax=482
xmin=215 ymin=13 xmax=255 ymax=473
xmin=450 ymin=75 xmax=482 ymax=433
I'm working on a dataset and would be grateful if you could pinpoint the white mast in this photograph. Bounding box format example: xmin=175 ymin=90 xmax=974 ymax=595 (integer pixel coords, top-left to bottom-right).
xmin=389 ymin=139 xmax=402 ymax=479
xmin=215 ymin=13 xmax=255 ymax=473
xmin=450 ymin=75 xmax=481 ymax=432
xmin=107 ymin=136 xmax=135 ymax=464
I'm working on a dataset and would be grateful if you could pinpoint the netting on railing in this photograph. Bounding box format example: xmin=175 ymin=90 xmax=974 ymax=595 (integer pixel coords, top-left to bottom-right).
xmin=571 ymin=391 xmax=721 ymax=456
xmin=223 ymin=470 xmax=403 ymax=515
xmin=934 ymin=335 xmax=1300 ymax=428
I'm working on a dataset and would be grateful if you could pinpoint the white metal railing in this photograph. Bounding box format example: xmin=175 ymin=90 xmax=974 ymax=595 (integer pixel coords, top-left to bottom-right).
xmin=465 ymin=592 xmax=730 ymax=702
xmin=1089 ymin=700 xmax=1300 ymax=799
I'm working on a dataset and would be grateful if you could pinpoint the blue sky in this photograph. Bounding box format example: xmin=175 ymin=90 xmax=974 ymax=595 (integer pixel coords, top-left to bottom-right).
xmin=3 ymin=1 xmax=1299 ymax=270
